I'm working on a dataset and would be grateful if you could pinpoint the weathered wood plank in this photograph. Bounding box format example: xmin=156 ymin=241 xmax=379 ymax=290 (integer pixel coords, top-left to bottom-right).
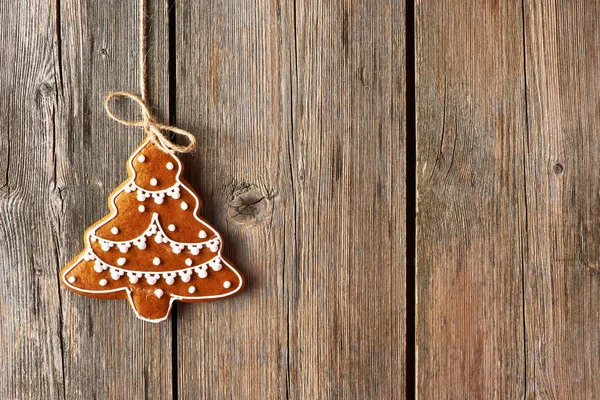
xmin=290 ymin=1 xmax=406 ymax=398
xmin=176 ymin=0 xmax=405 ymax=398
xmin=523 ymin=1 xmax=600 ymax=397
xmin=54 ymin=0 xmax=172 ymax=398
xmin=175 ymin=1 xmax=292 ymax=398
xmin=0 ymin=1 xmax=65 ymax=398
xmin=415 ymin=1 xmax=527 ymax=398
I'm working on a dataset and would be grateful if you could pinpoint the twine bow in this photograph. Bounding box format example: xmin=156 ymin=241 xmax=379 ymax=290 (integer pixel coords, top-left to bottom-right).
xmin=105 ymin=92 xmax=196 ymax=154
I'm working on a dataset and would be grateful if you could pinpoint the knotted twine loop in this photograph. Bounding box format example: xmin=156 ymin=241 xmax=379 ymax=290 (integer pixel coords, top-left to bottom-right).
xmin=104 ymin=92 xmax=196 ymax=154
xmin=103 ymin=0 xmax=195 ymax=154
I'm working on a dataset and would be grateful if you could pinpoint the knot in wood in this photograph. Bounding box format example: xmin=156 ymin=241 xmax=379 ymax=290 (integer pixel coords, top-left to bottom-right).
xmin=227 ymin=182 xmax=273 ymax=227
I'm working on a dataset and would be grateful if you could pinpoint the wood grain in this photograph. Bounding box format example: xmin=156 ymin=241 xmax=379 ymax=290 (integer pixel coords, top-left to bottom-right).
xmin=0 ymin=0 xmax=171 ymax=398
xmin=57 ymin=0 xmax=173 ymax=396
xmin=175 ymin=0 xmax=405 ymax=398
xmin=523 ymin=1 xmax=600 ymax=397
xmin=415 ymin=1 xmax=527 ymax=398
xmin=0 ymin=0 xmax=65 ymax=397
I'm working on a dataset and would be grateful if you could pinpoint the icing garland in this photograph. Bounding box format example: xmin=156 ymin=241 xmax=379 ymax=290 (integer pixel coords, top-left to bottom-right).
xmin=124 ymin=180 xmax=181 ymax=204
xmin=90 ymin=212 xmax=220 ymax=254
xmin=83 ymin=250 xmax=223 ymax=284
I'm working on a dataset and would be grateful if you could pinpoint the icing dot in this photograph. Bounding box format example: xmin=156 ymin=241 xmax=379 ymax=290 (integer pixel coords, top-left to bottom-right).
xmin=199 ymin=270 xmax=208 ymax=279
xmin=99 ymin=279 xmax=108 ymax=286
xmin=101 ymin=243 xmax=111 ymax=252
xmin=138 ymin=155 xmax=146 ymax=162
xmin=166 ymin=162 xmax=174 ymax=170
xmin=150 ymin=178 xmax=158 ymax=186
xmin=223 ymin=281 xmax=232 ymax=289
xmin=181 ymin=274 xmax=191 ymax=283
xmin=165 ymin=276 xmax=175 ymax=285
xmin=138 ymin=205 xmax=145 ymax=212
xmin=117 ymin=257 xmax=126 ymax=266
xmin=137 ymin=194 xmax=146 ymax=202
xmin=94 ymin=264 xmax=103 ymax=273
xmin=138 ymin=242 xmax=147 ymax=250
xmin=111 ymin=227 xmax=119 ymax=235
xmin=199 ymin=230 xmax=207 ymax=239
xmin=188 ymin=286 xmax=196 ymax=294
xmin=153 ymin=257 xmax=161 ymax=266
xmin=168 ymin=224 xmax=176 ymax=232
xmin=111 ymin=271 xmax=121 ymax=280
xmin=185 ymin=258 xmax=193 ymax=266
xmin=181 ymin=202 xmax=188 ymax=210
xmin=68 ymin=276 xmax=76 ymax=284
xmin=154 ymin=289 xmax=164 ymax=298
xmin=129 ymin=275 xmax=139 ymax=284
xmin=147 ymin=276 xmax=157 ymax=285
xmin=154 ymin=197 xmax=164 ymax=205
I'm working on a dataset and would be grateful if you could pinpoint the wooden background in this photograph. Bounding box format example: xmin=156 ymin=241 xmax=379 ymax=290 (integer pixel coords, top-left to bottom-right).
xmin=0 ymin=0 xmax=598 ymax=398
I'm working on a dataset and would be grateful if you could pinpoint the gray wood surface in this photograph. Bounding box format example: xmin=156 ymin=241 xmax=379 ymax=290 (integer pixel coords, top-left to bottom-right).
xmin=5 ymin=0 xmax=600 ymax=398
xmin=1 ymin=0 xmax=172 ymax=398
xmin=175 ymin=1 xmax=405 ymax=398
xmin=415 ymin=1 xmax=527 ymax=398
xmin=523 ymin=0 xmax=600 ymax=397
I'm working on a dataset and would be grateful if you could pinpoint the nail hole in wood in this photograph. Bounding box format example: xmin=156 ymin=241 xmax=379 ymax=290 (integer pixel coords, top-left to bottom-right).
xmin=553 ymin=162 xmax=564 ymax=175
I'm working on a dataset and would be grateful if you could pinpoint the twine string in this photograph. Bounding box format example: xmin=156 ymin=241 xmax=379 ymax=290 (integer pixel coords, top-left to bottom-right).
xmin=104 ymin=0 xmax=196 ymax=154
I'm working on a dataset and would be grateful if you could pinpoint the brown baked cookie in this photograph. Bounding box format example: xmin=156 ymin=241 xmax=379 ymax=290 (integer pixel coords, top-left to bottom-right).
xmin=61 ymin=138 xmax=244 ymax=322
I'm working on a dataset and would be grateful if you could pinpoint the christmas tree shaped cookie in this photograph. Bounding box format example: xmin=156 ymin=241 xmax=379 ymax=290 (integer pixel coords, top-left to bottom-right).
xmin=61 ymin=138 xmax=244 ymax=322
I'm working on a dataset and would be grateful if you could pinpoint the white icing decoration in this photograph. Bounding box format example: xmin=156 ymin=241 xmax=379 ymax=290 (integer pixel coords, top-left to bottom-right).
xmin=138 ymin=205 xmax=145 ymax=212
xmin=146 ymin=275 xmax=158 ymax=285
xmin=223 ymin=281 xmax=231 ymax=289
xmin=210 ymin=259 xmax=222 ymax=271
xmin=89 ymin=213 xmax=214 ymax=252
xmin=199 ymin=230 xmax=207 ymax=239
xmin=181 ymin=202 xmax=188 ymax=210
xmin=198 ymin=270 xmax=208 ymax=279
xmin=128 ymin=273 xmax=139 ymax=284
xmin=99 ymin=279 xmax=108 ymax=286
xmin=117 ymin=257 xmax=126 ymax=266
xmin=154 ymin=196 xmax=164 ymax=204
xmin=111 ymin=227 xmax=119 ymax=235
xmin=185 ymin=258 xmax=192 ymax=266
xmin=68 ymin=276 xmax=76 ymax=283
xmin=153 ymin=257 xmax=161 ymax=266
xmin=188 ymin=286 xmax=196 ymax=294
xmin=166 ymin=162 xmax=174 ymax=170
xmin=154 ymin=289 xmax=164 ymax=298
xmin=62 ymin=139 xmax=243 ymax=323
xmin=138 ymin=155 xmax=146 ymax=162
xmin=150 ymin=178 xmax=158 ymax=186
xmin=166 ymin=276 xmax=175 ymax=285
xmin=168 ymin=224 xmax=176 ymax=232
xmin=111 ymin=271 xmax=121 ymax=280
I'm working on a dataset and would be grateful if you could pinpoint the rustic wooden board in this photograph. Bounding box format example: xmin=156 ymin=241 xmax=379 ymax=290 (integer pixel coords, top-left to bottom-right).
xmin=523 ymin=1 xmax=600 ymax=397
xmin=0 ymin=0 xmax=172 ymax=398
xmin=415 ymin=1 xmax=528 ymax=397
xmin=56 ymin=0 xmax=173 ymax=397
xmin=175 ymin=0 xmax=405 ymax=398
xmin=0 ymin=0 xmax=66 ymax=397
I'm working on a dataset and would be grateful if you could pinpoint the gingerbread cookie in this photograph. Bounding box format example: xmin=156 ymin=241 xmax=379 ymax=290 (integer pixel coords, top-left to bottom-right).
xmin=61 ymin=138 xmax=244 ymax=322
